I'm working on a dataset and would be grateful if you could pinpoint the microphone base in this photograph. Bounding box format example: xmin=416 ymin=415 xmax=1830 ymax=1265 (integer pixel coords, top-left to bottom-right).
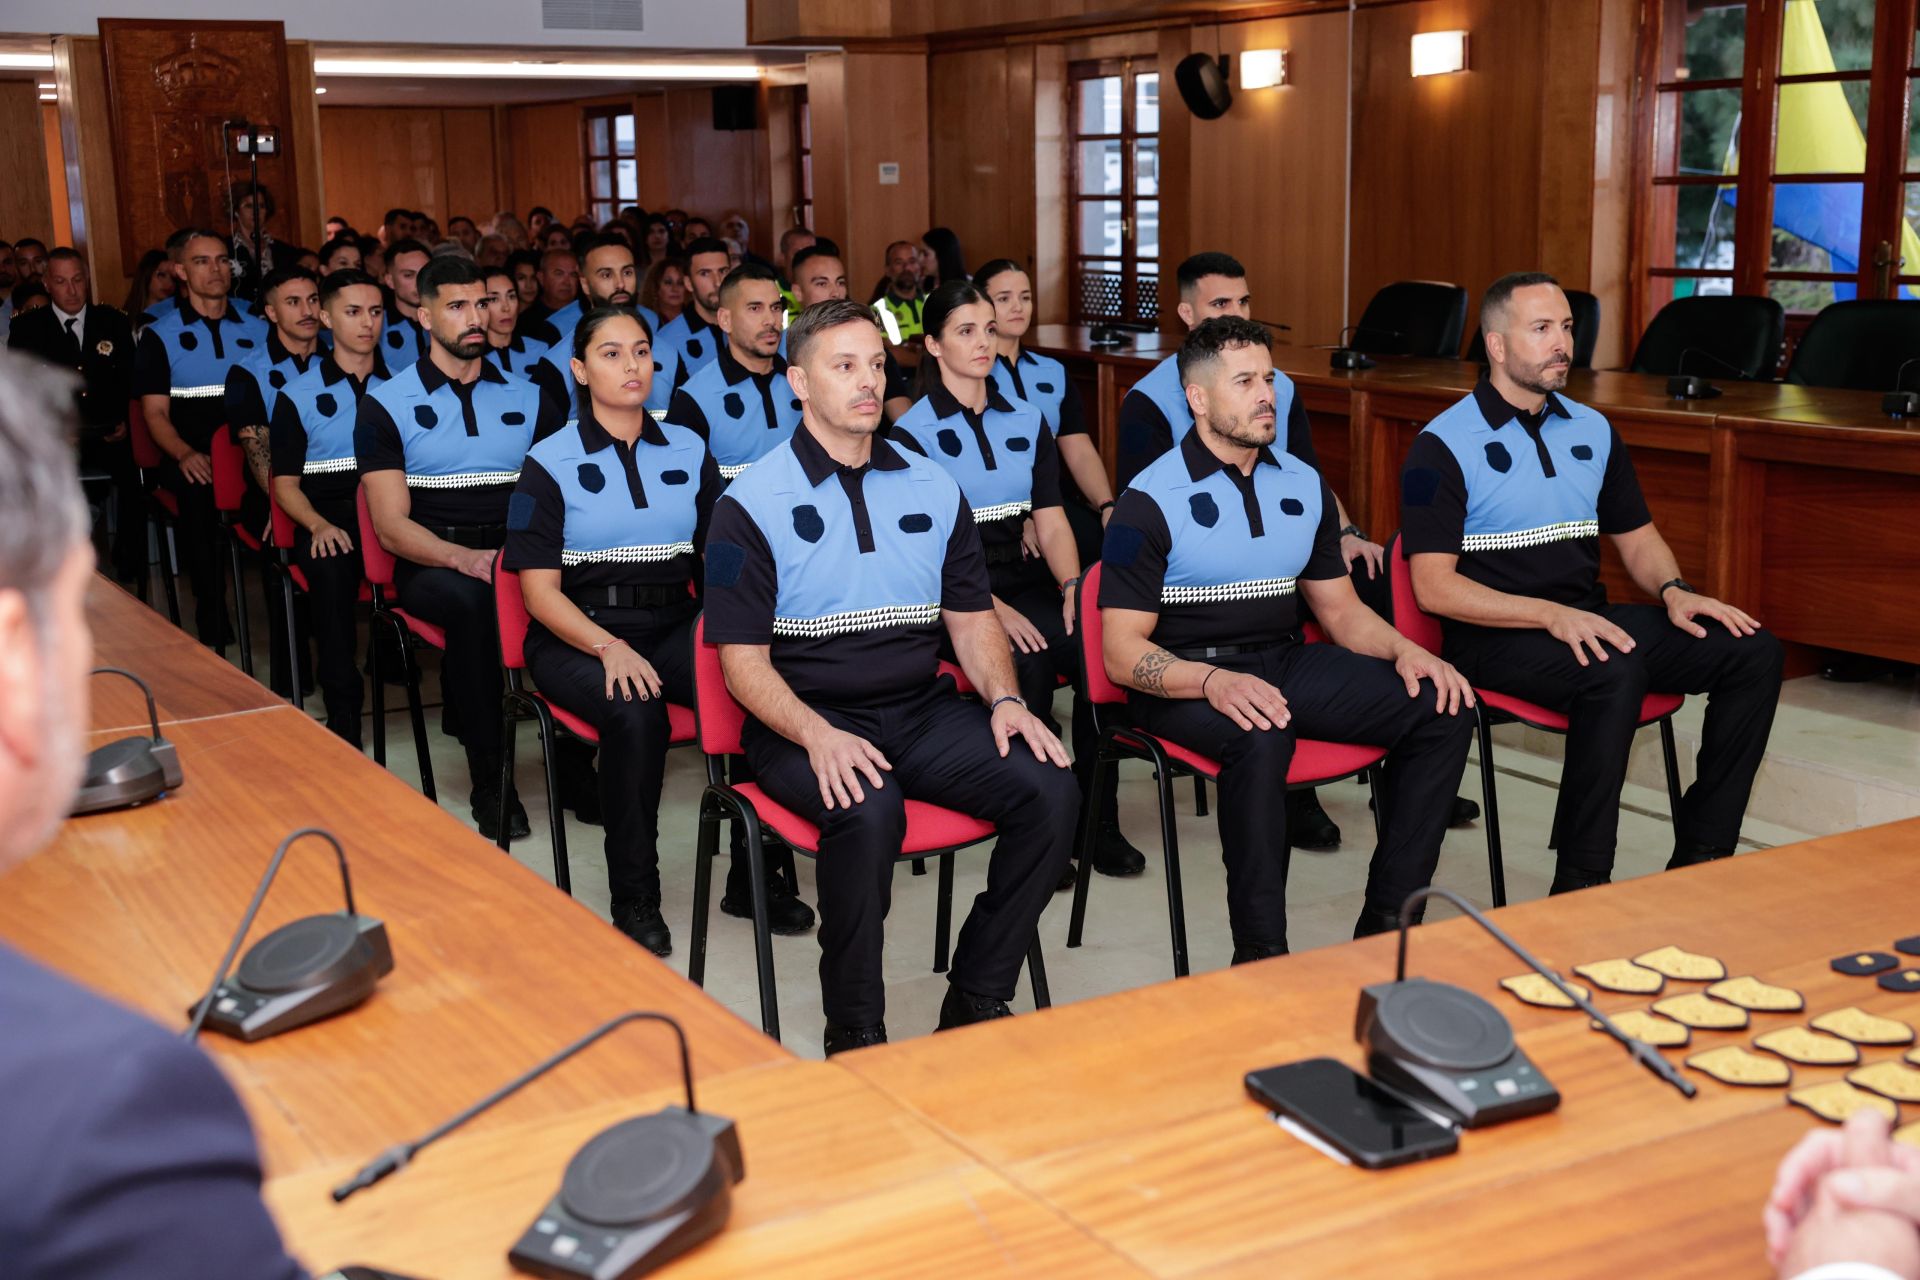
xmin=1665 ymin=375 xmax=1722 ymax=400
xmin=1366 ymin=1047 xmax=1559 ymax=1129
xmin=1355 ymin=977 xmax=1559 ymax=1128
xmin=1883 ymin=390 xmax=1920 ymax=418
xmin=1331 ymin=347 xmax=1375 ymax=371
xmin=189 ymin=914 xmax=393 ymax=1042
xmin=70 ymin=735 xmax=178 ymax=815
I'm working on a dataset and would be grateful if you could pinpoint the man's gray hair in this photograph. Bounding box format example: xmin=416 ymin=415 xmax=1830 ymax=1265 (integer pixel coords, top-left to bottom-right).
xmin=786 ymin=298 xmax=882 ymax=369
xmin=0 ymin=350 xmax=89 ymax=598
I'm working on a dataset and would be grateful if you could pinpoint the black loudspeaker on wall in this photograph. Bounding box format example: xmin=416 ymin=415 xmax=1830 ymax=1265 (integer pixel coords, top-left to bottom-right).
xmin=711 ymin=86 xmax=757 ymax=132
xmin=1174 ymin=52 xmax=1233 ymax=121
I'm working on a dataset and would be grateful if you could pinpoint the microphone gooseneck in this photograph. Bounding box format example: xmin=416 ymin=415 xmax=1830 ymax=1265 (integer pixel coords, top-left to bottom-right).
xmin=1891 ymin=356 xmax=1920 ymax=393
xmin=184 ymin=828 xmax=355 ymax=1042
xmin=330 ymin=1010 xmax=696 ymax=1203
xmin=91 ymin=666 xmax=162 ymax=741
xmin=1392 ymin=886 xmax=1696 ymax=1100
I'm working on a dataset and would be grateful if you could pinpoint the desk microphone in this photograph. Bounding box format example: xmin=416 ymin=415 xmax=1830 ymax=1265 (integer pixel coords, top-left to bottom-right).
xmin=1883 ymin=357 xmax=1920 ymax=418
xmin=184 ymin=828 xmax=394 ymax=1043
xmin=71 ymin=667 xmax=182 ymax=815
xmin=333 ymin=1011 xmax=743 ymax=1280
xmin=1666 ymin=346 xmax=1746 ymax=400
xmin=1355 ymin=886 xmax=1694 ymax=1127
xmin=1330 ymin=324 xmax=1400 ymax=371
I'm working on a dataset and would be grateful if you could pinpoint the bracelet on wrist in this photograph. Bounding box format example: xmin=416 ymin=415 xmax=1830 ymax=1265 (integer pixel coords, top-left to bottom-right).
xmin=990 ymin=695 xmax=1026 ymax=714
xmin=1200 ymin=666 xmax=1223 ymax=696
xmin=1098 ymin=500 xmax=1116 ymax=512
xmin=592 ymin=637 xmax=628 ymax=656
xmin=1059 ymin=575 xmax=1080 ymax=595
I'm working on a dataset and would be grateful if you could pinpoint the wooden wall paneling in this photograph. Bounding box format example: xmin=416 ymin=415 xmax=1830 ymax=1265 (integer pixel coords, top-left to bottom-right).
xmin=1536 ymin=0 xmax=1602 ymax=295
xmin=506 ymin=102 xmax=585 ymax=224
xmin=440 ymin=108 xmax=500 ymax=227
xmin=1185 ymin=12 xmax=1349 ymax=346
xmin=766 ymin=85 xmax=800 ymax=236
xmin=1034 ymin=43 xmax=1069 ymax=325
xmin=805 ymin=53 xmax=850 ymax=254
xmin=928 ymin=47 xmax=1038 ymax=277
xmin=750 ymin=0 xmax=894 ymax=43
xmin=651 ymin=88 xmax=773 ymax=250
xmin=284 ymin=40 xmax=323 ymax=249
xmin=489 ymin=104 xmax=513 ymax=223
xmin=97 ymin=20 xmax=301 ymax=273
xmin=805 ymin=51 xmax=929 ymax=289
xmin=53 ymin=36 xmax=125 ymax=290
xmin=38 ymin=102 xmax=72 ymax=248
xmin=632 ymin=94 xmax=671 ymax=212
xmin=0 ymin=83 xmax=55 ymax=247
xmin=1585 ymin=0 xmax=1639 ymax=369
xmin=1154 ymin=25 xmax=1193 ymax=328
xmin=318 ymin=108 xmax=445 ymax=240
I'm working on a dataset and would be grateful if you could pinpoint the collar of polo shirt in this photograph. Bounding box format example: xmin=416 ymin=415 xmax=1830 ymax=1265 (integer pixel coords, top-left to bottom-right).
xmin=1178 ymin=420 xmax=1280 ymax=481
xmin=320 ymin=351 xmax=390 ymax=386
xmin=176 ymin=293 xmax=245 ymax=327
xmin=416 ymin=353 xmax=508 ymax=393
xmin=1472 ymin=375 xmax=1571 ymax=430
xmin=923 ymin=377 xmax=1016 ymax=423
xmin=715 ymin=341 xmax=788 ymax=386
xmin=575 ymin=400 xmax=669 ymax=452
xmin=792 ymin=422 xmax=911 ymax=488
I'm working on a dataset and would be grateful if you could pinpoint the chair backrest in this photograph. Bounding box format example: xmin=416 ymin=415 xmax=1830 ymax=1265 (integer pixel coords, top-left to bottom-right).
xmin=1462 ymin=289 xmax=1601 ymax=369
xmin=1076 ymin=562 xmax=1128 ymax=707
xmin=1785 ymin=299 xmax=1920 ymax=390
xmin=1628 ymin=294 xmax=1785 ymax=380
xmin=126 ymin=398 xmax=165 ymax=471
xmin=1386 ymin=532 xmax=1443 ymax=652
xmin=1352 ymin=281 xmax=1469 ymax=358
xmin=692 ymin=615 xmax=747 ymax=756
xmin=356 ymin=484 xmax=397 ymax=589
xmin=493 ymin=553 xmax=530 ymax=671
xmin=210 ymin=424 xmax=246 ymax=514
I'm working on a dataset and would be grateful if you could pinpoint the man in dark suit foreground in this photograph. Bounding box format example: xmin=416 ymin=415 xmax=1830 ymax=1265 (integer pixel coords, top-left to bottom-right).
xmin=0 ymin=349 xmax=305 ymax=1279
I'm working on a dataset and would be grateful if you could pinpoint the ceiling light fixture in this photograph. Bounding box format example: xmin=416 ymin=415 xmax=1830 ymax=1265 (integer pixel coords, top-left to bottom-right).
xmin=312 ymin=58 xmax=762 ymax=81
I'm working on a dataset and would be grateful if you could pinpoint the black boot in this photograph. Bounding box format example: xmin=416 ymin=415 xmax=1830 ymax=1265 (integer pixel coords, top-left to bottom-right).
xmin=1353 ymin=900 xmax=1425 ymax=940
xmin=722 ymin=854 xmax=816 ymax=934
xmin=823 ymin=1021 xmax=888 ymax=1056
xmin=1548 ymin=863 xmax=1611 ymax=895
xmin=936 ymin=985 xmax=1013 ymax=1031
xmin=611 ymin=896 xmax=672 ymax=956
xmin=554 ymin=738 xmax=602 ymax=826
xmin=470 ymin=753 xmax=531 ymax=842
xmin=1231 ymin=941 xmax=1288 ymax=965
xmin=1088 ymin=818 xmax=1147 ymax=877
xmin=1287 ymin=788 xmax=1341 ymax=851
xmin=1667 ymin=844 xmax=1734 ymax=871
xmin=1449 ymin=796 xmax=1481 ymax=827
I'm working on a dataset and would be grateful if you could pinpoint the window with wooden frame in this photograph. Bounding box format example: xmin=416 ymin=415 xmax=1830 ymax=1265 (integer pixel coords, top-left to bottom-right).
xmin=1637 ymin=0 xmax=1919 ymax=336
xmin=1068 ymin=57 xmax=1160 ymax=325
xmin=584 ymin=104 xmax=638 ymax=227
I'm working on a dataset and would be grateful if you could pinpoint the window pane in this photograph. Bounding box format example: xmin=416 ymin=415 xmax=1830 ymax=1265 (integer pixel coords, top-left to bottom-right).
xmin=1775 ymin=80 xmax=1868 ymax=173
xmin=1768 ymin=181 xmax=1862 ymax=272
xmin=1668 ymin=87 xmax=1743 ymax=176
xmin=1672 ymin=2 xmax=1746 ymax=81
xmin=1668 ymin=184 xmax=1738 ymax=269
xmin=1077 ymin=75 xmax=1122 ymax=135
xmin=1073 ymin=259 xmax=1126 ymax=320
xmin=1135 ymin=139 xmax=1159 ymax=196
xmin=1769 ymin=276 xmax=1844 ymax=311
xmin=1650 ymin=276 xmax=1734 ymax=313
xmin=1786 ymin=0 xmax=1876 ymax=75
xmin=616 ymin=158 xmax=637 ymax=201
xmin=589 ymin=115 xmax=609 ymax=156
xmin=590 ymin=162 xmax=612 ymax=200
xmin=1136 ymin=72 xmax=1160 ymax=134
xmin=614 ymin=113 xmax=635 ymax=158
xmin=1136 ymin=200 xmax=1160 ymax=259
xmin=1076 ymin=140 xmax=1121 ymax=195
xmin=1077 ymin=200 xmax=1124 ymax=258
xmin=1910 ymin=89 xmax=1920 ymax=168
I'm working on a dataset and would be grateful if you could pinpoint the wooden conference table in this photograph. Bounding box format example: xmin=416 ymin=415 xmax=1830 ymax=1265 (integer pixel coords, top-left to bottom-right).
xmin=5 ymin=578 xmax=1917 ymax=1276
xmin=1030 ymin=325 xmax=1920 ymax=666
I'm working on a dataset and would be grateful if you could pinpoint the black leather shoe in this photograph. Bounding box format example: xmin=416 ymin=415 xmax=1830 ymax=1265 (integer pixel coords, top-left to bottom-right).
xmin=611 ymin=897 xmax=672 ymax=956
xmin=1667 ymin=845 xmax=1734 ymax=871
xmin=1353 ymin=901 xmax=1426 ymax=939
xmin=1287 ymin=789 xmax=1341 ymax=851
xmin=1089 ymin=819 xmax=1147 ymax=877
xmin=823 ymin=1020 xmax=888 ymax=1056
xmin=1449 ymin=796 xmax=1481 ymax=827
xmin=472 ymin=784 xmax=531 ymax=842
xmin=936 ymin=985 xmax=1014 ymax=1031
xmin=1548 ymin=864 xmax=1611 ymax=895
xmin=722 ymin=862 xmax=817 ymax=934
xmin=1230 ymin=941 xmax=1289 ymax=965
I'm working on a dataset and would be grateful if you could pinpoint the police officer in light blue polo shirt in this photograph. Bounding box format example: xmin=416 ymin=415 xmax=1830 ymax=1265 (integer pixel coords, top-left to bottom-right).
xmin=481 ymin=263 xmax=551 ymax=377
xmin=132 ymin=226 xmax=271 ymax=648
xmin=377 ymin=238 xmax=432 ymax=372
xmin=664 ymin=262 xmax=801 ymax=480
xmin=1101 ymin=317 xmax=1475 ymax=957
xmin=652 ymin=237 xmax=731 ymax=390
xmin=270 ymin=268 xmax=389 ymax=747
xmin=703 ymin=298 xmax=1077 ymax=1056
xmin=523 ymin=235 xmax=669 ymax=420
xmin=777 ymin=242 xmax=916 ymax=423
xmin=356 ymin=255 xmax=564 ymax=840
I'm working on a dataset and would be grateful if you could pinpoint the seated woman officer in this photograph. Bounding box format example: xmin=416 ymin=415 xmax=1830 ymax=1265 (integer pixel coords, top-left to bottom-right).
xmin=503 ymin=308 xmax=727 ymax=955
xmin=891 ymin=280 xmax=1145 ymax=878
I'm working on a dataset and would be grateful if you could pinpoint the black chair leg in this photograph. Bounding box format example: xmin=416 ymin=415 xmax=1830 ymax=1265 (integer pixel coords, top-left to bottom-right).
xmin=689 ymin=793 xmax=722 ymax=987
xmin=741 ymin=817 xmax=780 ymax=1039
xmin=228 ymin=541 xmax=254 ymax=676
xmin=1193 ymin=774 xmax=1208 ymax=818
xmin=370 ymin=610 xmax=389 ymax=768
xmin=495 ymin=708 xmax=516 ymax=853
xmin=1659 ymin=717 xmax=1685 ymax=825
xmin=159 ymin=524 xmax=182 ymax=625
xmin=539 ymin=714 xmax=569 ymax=889
xmin=1160 ymin=766 xmax=1191 ymax=978
xmin=1476 ymin=707 xmax=1507 ymax=908
xmin=1367 ymin=766 xmax=1387 ymax=841
xmin=1026 ymin=935 xmax=1052 ymax=1010
xmin=397 ymin=624 xmax=434 ymax=801
xmin=1066 ymin=752 xmax=1110 ymax=948
xmin=912 ymin=858 xmax=927 ymax=877
xmin=932 ymin=852 xmax=954 ymax=974
xmin=280 ymin=572 xmax=303 ymax=709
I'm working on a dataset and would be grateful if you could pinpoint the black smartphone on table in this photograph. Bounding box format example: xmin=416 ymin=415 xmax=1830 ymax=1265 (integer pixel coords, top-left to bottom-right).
xmin=1245 ymin=1057 xmax=1459 ymax=1170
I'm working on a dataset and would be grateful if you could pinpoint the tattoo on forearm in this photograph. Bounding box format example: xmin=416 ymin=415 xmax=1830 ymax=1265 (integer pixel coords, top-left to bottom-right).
xmin=1131 ymin=647 xmax=1178 ymax=696
xmin=240 ymin=426 xmax=272 ymax=492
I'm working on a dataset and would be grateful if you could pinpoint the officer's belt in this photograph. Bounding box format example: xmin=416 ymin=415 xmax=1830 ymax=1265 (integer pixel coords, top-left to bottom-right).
xmin=565 ymin=583 xmax=692 ymax=610
xmin=427 ymin=524 xmax=507 ymax=550
xmin=1169 ymin=634 xmax=1298 ymax=661
xmin=982 ymin=540 xmax=1027 ymax=567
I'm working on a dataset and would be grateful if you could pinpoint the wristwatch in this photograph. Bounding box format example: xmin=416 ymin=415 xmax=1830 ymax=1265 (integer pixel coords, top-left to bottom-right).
xmin=1658 ymin=577 xmax=1695 ymax=600
xmin=1339 ymin=524 xmax=1366 ymax=540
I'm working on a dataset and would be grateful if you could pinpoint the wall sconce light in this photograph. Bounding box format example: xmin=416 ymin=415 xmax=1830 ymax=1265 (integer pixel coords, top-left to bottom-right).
xmin=1410 ymin=31 xmax=1469 ymax=77
xmin=1239 ymin=49 xmax=1288 ymax=90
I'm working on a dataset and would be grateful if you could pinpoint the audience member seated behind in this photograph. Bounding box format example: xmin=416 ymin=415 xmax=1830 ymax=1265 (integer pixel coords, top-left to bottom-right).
xmin=0 ymin=348 xmax=306 ymax=1279
xmin=1769 ymin=1109 xmax=1920 ymax=1279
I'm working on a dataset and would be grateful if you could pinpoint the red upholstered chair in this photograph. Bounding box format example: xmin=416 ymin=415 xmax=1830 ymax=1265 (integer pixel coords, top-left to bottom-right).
xmin=125 ymin=397 xmax=183 ymax=625
xmin=490 ymin=555 xmax=697 ymax=894
xmin=265 ymin=494 xmax=375 ymax=715
xmin=356 ymin=484 xmax=438 ymax=800
xmin=1066 ymin=562 xmax=1389 ymax=978
xmin=208 ymin=425 xmax=263 ymax=676
xmin=688 ymin=616 xmax=1050 ymax=1041
xmin=1385 ymin=532 xmax=1685 ymax=906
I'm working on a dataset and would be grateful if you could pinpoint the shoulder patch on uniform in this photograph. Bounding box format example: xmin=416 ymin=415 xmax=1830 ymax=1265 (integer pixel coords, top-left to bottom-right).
xmin=315 ymin=392 xmax=338 ymax=416
xmin=722 ymin=391 xmax=744 ymax=418
xmin=236 ymin=338 xmax=256 ymax=349
xmin=269 ymin=370 xmax=286 ymax=389
xmin=661 ymin=468 xmax=690 ymax=485
xmin=506 ymin=491 xmax=538 ymax=531
xmin=388 ymin=330 xmax=405 ymax=348
xmin=1104 ymin=522 xmax=1147 ymax=568
xmin=792 ymin=504 xmax=825 ymax=543
xmin=178 ymin=331 xmax=199 ymax=352
xmin=898 ymin=513 xmax=933 ymax=533
xmin=685 ymin=338 xmax=704 ymax=359
xmin=1188 ymin=493 xmax=1219 ymax=528
xmin=502 ymin=411 xmax=526 ymax=426
xmin=1279 ymin=497 xmax=1305 ymax=516
xmin=414 ymin=404 xmax=437 ymax=428
xmin=707 ymin=540 xmax=747 ymax=589
xmin=1035 ymin=381 xmax=1055 ymax=394
xmin=1571 ymin=444 xmax=1593 ymax=461
xmin=577 ymin=463 xmax=605 ymax=493
xmin=936 ymin=428 xmax=964 ymax=458
xmin=1403 ymin=466 xmax=1442 ymax=507
xmin=1484 ymin=441 xmax=1512 ymax=473
xmin=790 ymin=397 xmax=802 ymax=412
xmin=1004 ymin=435 xmax=1031 ymax=452
xmin=653 ymin=360 xmax=664 ymax=374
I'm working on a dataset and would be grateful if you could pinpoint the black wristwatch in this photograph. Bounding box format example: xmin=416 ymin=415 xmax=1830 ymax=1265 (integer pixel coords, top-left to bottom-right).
xmin=1339 ymin=524 xmax=1366 ymax=540
xmin=1658 ymin=577 xmax=1695 ymax=601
